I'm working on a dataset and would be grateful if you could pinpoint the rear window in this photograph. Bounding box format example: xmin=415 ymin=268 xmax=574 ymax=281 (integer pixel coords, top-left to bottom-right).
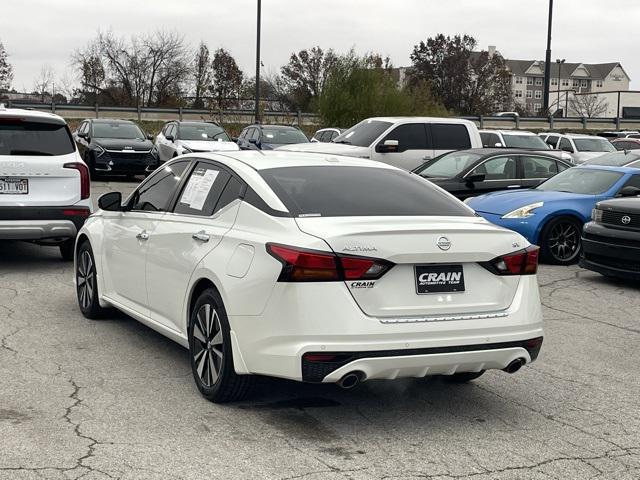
xmin=432 ymin=124 xmax=471 ymax=150
xmin=503 ymin=134 xmax=549 ymax=150
xmin=573 ymin=138 xmax=615 ymax=152
xmin=0 ymin=120 xmax=75 ymax=156
xmin=259 ymin=166 xmax=473 ymax=217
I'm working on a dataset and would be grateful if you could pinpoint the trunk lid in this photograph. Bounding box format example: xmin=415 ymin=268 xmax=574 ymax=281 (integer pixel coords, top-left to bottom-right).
xmin=0 ymin=152 xmax=82 ymax=206
xmin=295 ymin=216 xmax=526 ymax=318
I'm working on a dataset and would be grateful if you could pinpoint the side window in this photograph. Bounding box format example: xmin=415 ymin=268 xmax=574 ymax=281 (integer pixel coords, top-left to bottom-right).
xmin=621 ymin=174 xmax=640 ymax=190
xmin=471 ymin=156 xmax=518 ymax=180
xmin=238 ymin=129 xmax=246 ymax=140
xmin=79 ymin=122 xmax=89 ymax=135
xmin=330 ymin=131 xmax=340 ymax=141
xmin=559 ymin=137 xmax=574 ymax=153
xmin=485 ymin=132 xmax=501 ymax=147
xmin=173 ymin=162 xmax=231 ymax=216
xmin=161 ymin=123 xmax=171 ymax=136
xmin=521 ymin=156 xmax=558 ymax=179
xmin=380 ymin=123 xmax=429 ymax=152
xmin=432 ymin=124 xmax=472 ymax=150
xmin=546 ymin=135 xmax=559 ymax=148
xmin=213 ymin=176 xmax=245 ymax=214
xmin=252 ymin=128 xmax=261 ymax=141
xmin=131 ymin=160 xmax=190 ymax=212
xmin=171 ymin=125 xmax=179 ymax=140
xmin=557 ymin=161 xmax=570 ymax=172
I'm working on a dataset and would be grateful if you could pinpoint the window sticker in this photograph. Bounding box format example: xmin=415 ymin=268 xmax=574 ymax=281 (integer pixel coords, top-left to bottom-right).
xmin=190 ymin=169 xmax=219 ymax=211
xmin=180 ymin=168 xmax=204 ymax=206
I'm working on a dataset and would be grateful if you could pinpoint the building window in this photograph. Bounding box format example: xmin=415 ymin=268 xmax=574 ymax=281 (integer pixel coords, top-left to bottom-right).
xmin=596 ymin=80 xmax=603 ymax=88
xmin=515 ymin=76 xmax=523 ymax=84
xmin=535 ymin=77 xmax=543 ymax=86
xmin=535 ymin=90 xmax=542 ymax=99
xmin=515 ymin=90 xmax=523 ymax=98
xmin=526 ymin=90 xmax=533 ymax=99
xmin=573 ymin=79 xmax=580 ymax=87
xmin=562 ymin=79 xmax=569 ymax=87
xmin=581 ymin=79 xmax=588 ymax=87
xmin=527 ymin=77 xmax=533 ymax=85
xmin=551 ymin=78 xmax=558 ymax=86
xmin=534 ymin=103 xmax=541 ymax=111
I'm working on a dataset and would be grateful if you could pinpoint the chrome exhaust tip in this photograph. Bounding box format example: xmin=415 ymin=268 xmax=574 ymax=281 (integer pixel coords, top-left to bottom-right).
xmin=503 ymin=358 xmax=526 ymax=374
xmin=337 ymin=372 xmax=364 ymax=389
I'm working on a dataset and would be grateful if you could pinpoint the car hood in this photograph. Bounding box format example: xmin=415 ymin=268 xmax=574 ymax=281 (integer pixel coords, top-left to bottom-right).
xmin=573 ymin=152 xmax=609 ymax=164
xmin=277 ymin=142 xmax=370 ymax=158
xmin=180 ymin=140 xmax=239 ymax=152
xmin=93 ymin=138 xmax=153 ymax=151
xmin=596 ymin=197 xmax=640 ymax=213
xmin=469 ymin=189 xmax=595 ymax=215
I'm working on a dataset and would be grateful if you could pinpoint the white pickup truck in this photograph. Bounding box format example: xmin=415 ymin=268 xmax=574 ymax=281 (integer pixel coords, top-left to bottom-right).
xmin=278 ymin=117 xmax=483 ymax=171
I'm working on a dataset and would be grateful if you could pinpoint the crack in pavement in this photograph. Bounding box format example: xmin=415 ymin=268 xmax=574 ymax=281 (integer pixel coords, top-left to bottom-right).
xmin=541 ymin=301 xmax=640 ymax=335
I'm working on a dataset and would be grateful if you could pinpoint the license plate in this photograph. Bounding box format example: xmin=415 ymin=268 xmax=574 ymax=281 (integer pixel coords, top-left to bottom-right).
xmin=0 ymin=178 xmax=28 ymax=194
xmin=415 ymin=264 xmax=465 ymax=294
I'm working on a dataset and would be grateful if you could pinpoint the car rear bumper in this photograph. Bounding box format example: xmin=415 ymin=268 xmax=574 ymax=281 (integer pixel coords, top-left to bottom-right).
xmin=229 ymin=275 xmax=544 ymax=382
xmin=0 ymin=206 xmax=91 ymax=241
xmin=580 ymin=222 xmax=640 ymax=280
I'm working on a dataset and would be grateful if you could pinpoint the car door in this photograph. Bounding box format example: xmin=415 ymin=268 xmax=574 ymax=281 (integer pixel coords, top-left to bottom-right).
xmin=156 ymin=124 xmax=170 ymax=163
xmin=371 ymin=123 xmax=433 ymax=171
xmin=459 ymin=154 xmax=521 ymax=199
xmin=520 ymin=155 xmax=560 ymax=188
xmin=145 ymin=160 xmax=245 ymax=332
xmin=100 ymin=159 xmax=191 ymax=316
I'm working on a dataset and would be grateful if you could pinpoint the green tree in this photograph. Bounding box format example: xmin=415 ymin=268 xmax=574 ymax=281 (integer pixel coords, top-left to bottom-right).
xmin=318 ymin=52 xmax=446 ymax=127
xmin=281 ymin=46 xmax=338 ymax=111
xmin=192 ymin=42 xmax=212 ymax=108
xmin=0 ymin=39 xmax=14 ymax=91
xmin=210 ymin=48 xmax=243 ymax=109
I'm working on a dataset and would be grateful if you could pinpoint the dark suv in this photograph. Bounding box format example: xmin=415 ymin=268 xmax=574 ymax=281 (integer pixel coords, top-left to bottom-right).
xmin=74 ymin=119 xmax=155 ymax=178
xmin=237 ymin=124 xmax=309 ymax=150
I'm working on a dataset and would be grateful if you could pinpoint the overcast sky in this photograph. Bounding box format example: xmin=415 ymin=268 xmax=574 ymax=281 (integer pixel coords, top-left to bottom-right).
xmin=2 ymin=0 xmax=639 ymax=91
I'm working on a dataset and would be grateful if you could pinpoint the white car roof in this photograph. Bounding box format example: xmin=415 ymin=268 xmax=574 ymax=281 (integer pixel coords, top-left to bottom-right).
xmin=480 ymin=130 xmax=536 ymax=136
xmin=0 ymin=106 xmax=67 ymax=125
xmin=367 ymin=116 xmax=476 ymax=126
xmin=184 ymin=150 xmax=397 ymax=171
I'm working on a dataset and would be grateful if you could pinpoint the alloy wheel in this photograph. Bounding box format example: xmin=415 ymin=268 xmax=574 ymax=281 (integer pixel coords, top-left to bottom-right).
xmin=192 ymin=304 xmax=224 ymax=387
xmin=547 ymin=221 xmax=580 ymax=262
xmin=77 ymin=250 xmax=94 ymax=309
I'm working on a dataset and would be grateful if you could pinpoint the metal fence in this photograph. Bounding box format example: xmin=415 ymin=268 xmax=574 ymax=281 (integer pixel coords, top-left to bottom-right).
xmin=4 ymin=100 xmax=640 ymax=132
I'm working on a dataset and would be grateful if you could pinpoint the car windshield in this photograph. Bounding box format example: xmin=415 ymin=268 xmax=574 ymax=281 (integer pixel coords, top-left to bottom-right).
xmin=415 ymin=151 xmax=483 ymax=178
xmin=536 ymin=168 xmax=623 ymax=195
xmin=262 ymin=128 xmax=308 ymax=145
xmin=573 ymin=138 xmax=615 ymax=152
xmin=259 ymin=166 xmax=473 ymax=217
xmin=582 ymin=151 xmax=640 ymax=166
xmin=93 ymin=123 xmax=145 ymax=140
xmin=0 ymin=120 xmax=75 ymax=156
xmin=503 ymin=134 xmax=550 ymax=149
xmin=333 ymin=119 xmax=392 ymax=147
xmin=180 ymin=124 xmax=230 ymax=141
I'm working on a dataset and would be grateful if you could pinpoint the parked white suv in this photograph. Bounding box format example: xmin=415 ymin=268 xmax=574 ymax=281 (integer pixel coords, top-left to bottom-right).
xmin=539 ymin=133 xmax=615 ymax=164
xmin=155 ymin=121 xmax=239 ymax=164
xmin=0 ymin=106 xmax=91 ymax=259
xmin=279 ymin=117 xmax=482 ymax=171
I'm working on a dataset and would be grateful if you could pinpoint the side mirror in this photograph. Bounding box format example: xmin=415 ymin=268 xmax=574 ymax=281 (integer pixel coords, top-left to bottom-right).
xmin=77 ymin=131 xmax=88 ymax=139
xmin=465 ymin=173 xmax=486 ymax=185
xmin=494 ymin=143 xmax=504 ymax=148
xmin=561 ymin=146 xmax=573 ymax=153
xmin=376 ymin=139 xmax=399 ymax=153
xmin=231 ymin=137 xmax=238 ymax=143
xmin=248 ymin=138 xmax=258 ymax=145
xmin=146 ymin=133 xmax=154 ymax=140
xmin=98 ymin=192 xmax=123 ymax=212
xmin=618 ymin=186 xmax=640 ymax=197
xmin=165 ymin=134 xmax=174 ymax=142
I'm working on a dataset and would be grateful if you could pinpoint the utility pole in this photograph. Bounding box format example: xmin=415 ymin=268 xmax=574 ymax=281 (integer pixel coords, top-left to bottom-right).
xmin=556 ymin=58 xmax=565 ymax=116
xmin=254 ymin=0 xmax=262 ymax=124
xmin=542 ymin=0 xmax=553 ymax=115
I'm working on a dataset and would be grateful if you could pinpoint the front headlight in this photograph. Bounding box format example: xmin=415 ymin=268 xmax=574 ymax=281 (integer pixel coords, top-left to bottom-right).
xmin=502 ymin=202 xmax=544 ymax=219
xmin=591 ymin=208 xmax=603 ymax=223
xmin=94 ymin=145 xmax=105 ymax=157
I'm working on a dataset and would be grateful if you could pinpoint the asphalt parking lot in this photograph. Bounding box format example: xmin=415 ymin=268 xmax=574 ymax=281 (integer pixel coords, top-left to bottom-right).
xmin=1 ymin=178 xmax=639 ymax=480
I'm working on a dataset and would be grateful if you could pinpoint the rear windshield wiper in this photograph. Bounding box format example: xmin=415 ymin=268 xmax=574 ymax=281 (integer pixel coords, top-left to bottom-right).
xmin=9 ymin=150 xmax=54 ymax=156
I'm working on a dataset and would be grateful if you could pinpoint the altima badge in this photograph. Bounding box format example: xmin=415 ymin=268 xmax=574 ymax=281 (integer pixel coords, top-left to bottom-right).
xmin=436 ymin=236 xmax=451 ymax=251
xmin=343 ymin=246 xmax=377 ymax=253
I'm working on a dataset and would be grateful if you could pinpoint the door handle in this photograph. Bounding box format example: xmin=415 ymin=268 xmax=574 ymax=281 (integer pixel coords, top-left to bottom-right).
xmin=136 ymin=231 xmax=149 ymax=241
xmin=423 ymin=155 xmax=432 ymax=160
xmin=192 ymin=231 xmax=210 ymax=242
xmin=507 ymin=185 xmax=521 ymax=189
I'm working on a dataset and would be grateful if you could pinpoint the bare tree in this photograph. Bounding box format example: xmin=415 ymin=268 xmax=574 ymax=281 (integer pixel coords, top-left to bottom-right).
xmin=142 ymin=30 xmax=188 ymax=106
xmin=192 ymin=42 xmax=211 ymax=108
xmin=569 ymin=93 xmax=609 ymax=118
xmin=33 ymin=65 xmax=54 ymax=102
xmin=72 ymin=39 xmax=108 ymax=104
xmin=0 ymin=39 xmax=13 ymax=91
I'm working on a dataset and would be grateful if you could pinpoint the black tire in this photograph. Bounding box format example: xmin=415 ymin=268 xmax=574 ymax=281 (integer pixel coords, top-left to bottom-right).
xmin=188 ymin=288 xmax=253 ymax=403
xmin=76 ymin=241 xmax=108 ymax=319
xmin=444 ymin=371 xmax=485 ymax=383
xmin=539 ymin=216 xmax=583 ymax=265
xmin=59 ymin=239 xmax=75 ymax=261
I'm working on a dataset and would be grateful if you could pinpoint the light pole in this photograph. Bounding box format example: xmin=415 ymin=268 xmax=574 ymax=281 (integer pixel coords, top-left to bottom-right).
xmin=254 ymin=0 xmax=262 ymax=123
xmin=542 ymin=0 xmax=554 ymax=115
xmin=556 ymin=58 xmax=565 ymax=116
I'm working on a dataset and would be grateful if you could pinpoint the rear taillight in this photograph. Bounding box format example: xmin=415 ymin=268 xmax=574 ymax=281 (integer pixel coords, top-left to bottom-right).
xmin=266 ymin=243 xmax=394 ymax=282
xmin=63 ymin=162 xmax=90 ymax=200
xmin=63 ymin=209 xmax=90 ymax=217
xmin=483 ymin=246 xmax=539 ymax=276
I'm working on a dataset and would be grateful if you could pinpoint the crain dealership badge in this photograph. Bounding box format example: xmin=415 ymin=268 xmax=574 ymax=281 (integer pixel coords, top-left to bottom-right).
xmin=622 ymin=215 xmax=631 ymax=225
xmin=436 ymin=236 xmax=451 ymax=251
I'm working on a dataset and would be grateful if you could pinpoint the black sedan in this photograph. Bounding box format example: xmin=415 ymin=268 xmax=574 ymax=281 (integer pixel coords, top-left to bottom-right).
xmin=581 ymin=194 xmax=640 ymax=280
xmin=413 ymin=148 xmax=573 ymax=200
xmin=74 ymin=119 xmax=156 ymax=178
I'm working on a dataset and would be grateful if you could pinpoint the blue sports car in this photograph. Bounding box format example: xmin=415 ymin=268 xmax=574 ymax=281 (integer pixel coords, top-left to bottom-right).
xmin=467 ymin=165 xmax=640 ymax=264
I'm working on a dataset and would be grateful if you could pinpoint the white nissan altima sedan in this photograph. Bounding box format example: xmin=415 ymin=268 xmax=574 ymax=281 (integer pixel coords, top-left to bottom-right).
xmin=75 ymin=151 xmax=543 ymax=403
